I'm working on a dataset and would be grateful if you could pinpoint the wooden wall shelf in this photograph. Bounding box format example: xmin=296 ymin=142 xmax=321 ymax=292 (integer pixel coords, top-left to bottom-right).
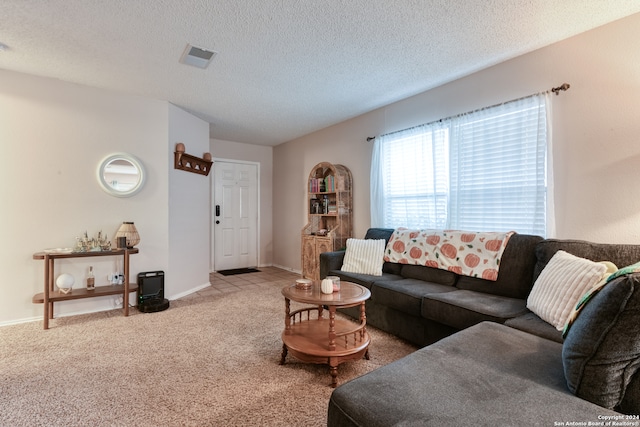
xmin=174 ymin=143 xmax=213 ymax=176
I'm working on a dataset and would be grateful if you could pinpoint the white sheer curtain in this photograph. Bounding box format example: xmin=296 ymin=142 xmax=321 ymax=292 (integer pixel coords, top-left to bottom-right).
xmin=371 ymin=93 xmax=553 ymax=236
xmin=371 ymin=121 xmax=450 ymax=229
xmin=545 ymin=92 xmax=556 ymax=237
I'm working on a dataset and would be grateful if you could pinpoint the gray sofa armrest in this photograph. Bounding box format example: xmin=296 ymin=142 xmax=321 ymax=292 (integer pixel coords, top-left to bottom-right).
xmin=320 ymin=250 xmax=346 ymax=279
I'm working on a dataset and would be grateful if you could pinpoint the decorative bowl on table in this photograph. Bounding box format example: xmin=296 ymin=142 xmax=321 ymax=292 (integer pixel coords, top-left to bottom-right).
xmin=295 ymin=278 xmax=312 ymax=290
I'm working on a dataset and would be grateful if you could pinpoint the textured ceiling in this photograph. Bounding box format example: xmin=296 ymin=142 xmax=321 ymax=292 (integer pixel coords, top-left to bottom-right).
xmin=2 ymin=1 xmax=640 ymax=146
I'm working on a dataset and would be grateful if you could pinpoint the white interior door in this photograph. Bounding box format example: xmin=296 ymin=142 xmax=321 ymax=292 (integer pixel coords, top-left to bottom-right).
xmin=212 ymin=161 xmax=258 ymax=271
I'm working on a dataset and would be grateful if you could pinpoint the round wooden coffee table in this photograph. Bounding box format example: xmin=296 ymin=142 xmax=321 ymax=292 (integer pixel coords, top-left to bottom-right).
xmin=279 ymin=281 xmax=371 ymax=387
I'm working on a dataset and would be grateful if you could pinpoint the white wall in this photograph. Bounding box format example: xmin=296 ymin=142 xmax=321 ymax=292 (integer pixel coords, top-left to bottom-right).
xmin=273 ymin=13 xmax=640 ymax=272
xmin=168 ymin=104 xmax=211 ymax=297
xmin=210 ymin=138 xmax=274 ymax=268
xmin=0 ymin=69 xmax=210 ymax=325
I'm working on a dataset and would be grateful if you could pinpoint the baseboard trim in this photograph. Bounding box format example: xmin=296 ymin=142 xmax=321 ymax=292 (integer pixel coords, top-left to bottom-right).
xmin=0 ymin=316 xmax=42 ymax=328
xmin=168 ymin=282 xmax=211 ymax=300
xmin=272 ymin=264 xmax=302 ymax=275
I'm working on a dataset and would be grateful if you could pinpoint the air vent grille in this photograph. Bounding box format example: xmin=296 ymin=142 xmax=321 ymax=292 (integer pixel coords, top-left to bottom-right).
xmin=179 ymin=44 xmax=217 ymax=69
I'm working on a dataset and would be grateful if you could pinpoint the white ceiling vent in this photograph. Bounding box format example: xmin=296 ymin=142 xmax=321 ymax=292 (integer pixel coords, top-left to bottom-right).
xmin=179 ymin=44 xmax=217 ymax=69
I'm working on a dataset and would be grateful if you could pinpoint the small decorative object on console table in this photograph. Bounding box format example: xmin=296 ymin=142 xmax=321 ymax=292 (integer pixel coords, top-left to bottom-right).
xmin=86 ymin=266 xmax=95 ymax=290
xmin=280 ymin=281 xmax=370 ymax=387
xmin=174 ymin=142 xmax=213 ymax=176
xmin=55 ymin=273 xmax=74 ymax=294
xmin=74 ymin=230 xmax=111 ymax=252
xmin=32 ymin=247 xmax=139 ymax=329
xmin=115 ymin=221 xmax=140 ymax=248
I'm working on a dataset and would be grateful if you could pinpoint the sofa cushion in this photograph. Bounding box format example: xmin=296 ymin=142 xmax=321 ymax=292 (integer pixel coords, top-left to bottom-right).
xmin=527 ymin=250 xmax=608 ymax=331
xmin=534 ymin=239 xmax=640 ymax=283
xmin=563 ymin=273 xmax=640 ymax=410
xmin=328 ymin=322 xmax=619 ymax=427
xmin=382 ymin=262 xmax=402 ymax=275
xmin=371 ymin=279 xmax=456 ymax=316
xmin=363 ymin=227 xmax=395 ymax=242
xmin=400 ymin=264 xmax=457 ymax=285
xmin=341 ymin=238 xmax=386 ymax=276
xmin=422 ymin=290 xmax=528 ymax=330
xmin=619 ymin=369 xmax=640 ymax=415
xmin=329 ymin=270 xmax=402 ymax=290
xmin=504 ymin=312 xmax=563 ymax=343
xmin=455 ymin=233 xmax=544 ymax=299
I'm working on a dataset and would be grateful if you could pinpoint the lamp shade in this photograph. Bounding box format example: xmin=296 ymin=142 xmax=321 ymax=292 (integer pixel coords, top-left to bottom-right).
xmin=115 ymin=221 xmax=140 ymax=248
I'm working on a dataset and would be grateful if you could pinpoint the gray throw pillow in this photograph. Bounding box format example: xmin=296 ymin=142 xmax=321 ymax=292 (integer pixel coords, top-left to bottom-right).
xmin=562 ymin=274 xmax=640 ymax=409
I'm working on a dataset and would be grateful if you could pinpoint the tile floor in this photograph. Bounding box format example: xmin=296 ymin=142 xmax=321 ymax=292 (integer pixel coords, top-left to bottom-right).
xmin=178 ymin=266 xmax=301 ymax=301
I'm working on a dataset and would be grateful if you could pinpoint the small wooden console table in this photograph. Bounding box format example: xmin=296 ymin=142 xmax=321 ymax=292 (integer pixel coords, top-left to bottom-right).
xmin=32 ymin=248 xmax=139 ymax=329
xmin=280 ymin=281 xmax=370 ymax=387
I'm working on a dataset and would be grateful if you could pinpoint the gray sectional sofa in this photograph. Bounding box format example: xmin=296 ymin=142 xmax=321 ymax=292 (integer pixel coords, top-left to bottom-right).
xmin=321 ymin=228 xmax=640 ymax=425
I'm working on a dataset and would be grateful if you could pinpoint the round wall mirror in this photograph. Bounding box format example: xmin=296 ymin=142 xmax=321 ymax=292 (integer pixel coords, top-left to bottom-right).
xmin=97 ymin=153 xmax=146 ymax=197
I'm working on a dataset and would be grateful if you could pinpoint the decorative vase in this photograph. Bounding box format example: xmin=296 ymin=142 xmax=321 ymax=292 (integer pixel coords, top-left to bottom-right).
xmin=321 ymin=278 xmax=334 ymax=294
xmin=115 ymin=221 xmax=140 ymax=248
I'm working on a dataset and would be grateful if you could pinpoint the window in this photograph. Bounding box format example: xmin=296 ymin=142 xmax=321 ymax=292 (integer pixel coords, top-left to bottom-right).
xmin=371 ymin=93 xmax=552 ymax=236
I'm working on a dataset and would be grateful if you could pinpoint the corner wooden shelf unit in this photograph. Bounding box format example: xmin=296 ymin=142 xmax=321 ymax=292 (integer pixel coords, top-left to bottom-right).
xmin=32 ymin=248 xmax=139 ymax=329
xmin=301 ymin=162 xmax=352 ymax=280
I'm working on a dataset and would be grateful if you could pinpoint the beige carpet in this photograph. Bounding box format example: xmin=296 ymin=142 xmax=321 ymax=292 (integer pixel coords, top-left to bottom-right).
xmin=0 ymin=285 xmax=417 ymax=426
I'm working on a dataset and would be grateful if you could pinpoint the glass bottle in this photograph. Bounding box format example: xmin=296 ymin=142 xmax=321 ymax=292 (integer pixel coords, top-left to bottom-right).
xmin=87 ymin=266 xmax=95 ymax=290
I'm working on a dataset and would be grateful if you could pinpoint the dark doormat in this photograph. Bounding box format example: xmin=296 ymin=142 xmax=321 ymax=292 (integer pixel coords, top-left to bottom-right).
xmin=217 ymin=268 xmax=261 ymax=276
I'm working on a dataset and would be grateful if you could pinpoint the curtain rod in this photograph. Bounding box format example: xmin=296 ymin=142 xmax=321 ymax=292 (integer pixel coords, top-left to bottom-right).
xmin=366 ymin=82 xmax=570 ymax=142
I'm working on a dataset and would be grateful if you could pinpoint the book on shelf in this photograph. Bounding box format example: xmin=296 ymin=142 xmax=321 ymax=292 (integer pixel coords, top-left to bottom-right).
xmin=309 ymin=175 xmax=335 ymax=193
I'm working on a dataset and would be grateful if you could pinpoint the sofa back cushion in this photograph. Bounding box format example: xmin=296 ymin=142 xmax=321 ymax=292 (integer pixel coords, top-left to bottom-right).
xmin=383 ymin=262 xmax=403 ymax=275
xmin=364 ymin=228 xmax=395 ymax=242
xmin=455 ymin=234 xmax=544 ymax=299
xmin=534 ymin=239 xmax=640 ymax=283
xmin=562 ymin=273 xmax=640 ymax=410
xmin=401 ymin=264 xmax=457 ymax=286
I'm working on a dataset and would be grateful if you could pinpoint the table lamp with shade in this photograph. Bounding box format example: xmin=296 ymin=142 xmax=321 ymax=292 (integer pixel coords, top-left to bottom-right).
xmin=115 ymin=222 xmax=140 ymax=248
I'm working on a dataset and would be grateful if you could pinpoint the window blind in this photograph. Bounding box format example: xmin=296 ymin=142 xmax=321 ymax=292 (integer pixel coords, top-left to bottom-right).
xmin=371 ymin=93 xmax=550 ymax=236
xmin=374 ymin=122 xmax=450 ymax=229
xmin=449 ymin=95 xmax=548 ymax=235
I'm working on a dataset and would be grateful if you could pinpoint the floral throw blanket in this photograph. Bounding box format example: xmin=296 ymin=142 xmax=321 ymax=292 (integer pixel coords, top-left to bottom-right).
xmin=383 ymin=228 xmax=515 ymax=281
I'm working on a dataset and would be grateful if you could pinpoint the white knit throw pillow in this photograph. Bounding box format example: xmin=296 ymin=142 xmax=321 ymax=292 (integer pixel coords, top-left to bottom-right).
xmin=527 ymin=250 xmax=608 ymax=331
xmin=341 ymin=238 xmax=386 ymax=276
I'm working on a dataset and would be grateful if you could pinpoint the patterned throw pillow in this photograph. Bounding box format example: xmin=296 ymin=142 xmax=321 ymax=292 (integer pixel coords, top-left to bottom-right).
xmin=527 ymin=250 xmax=608 ymax=331
xmin=341 ymin=238 xmax=386 ymax=276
